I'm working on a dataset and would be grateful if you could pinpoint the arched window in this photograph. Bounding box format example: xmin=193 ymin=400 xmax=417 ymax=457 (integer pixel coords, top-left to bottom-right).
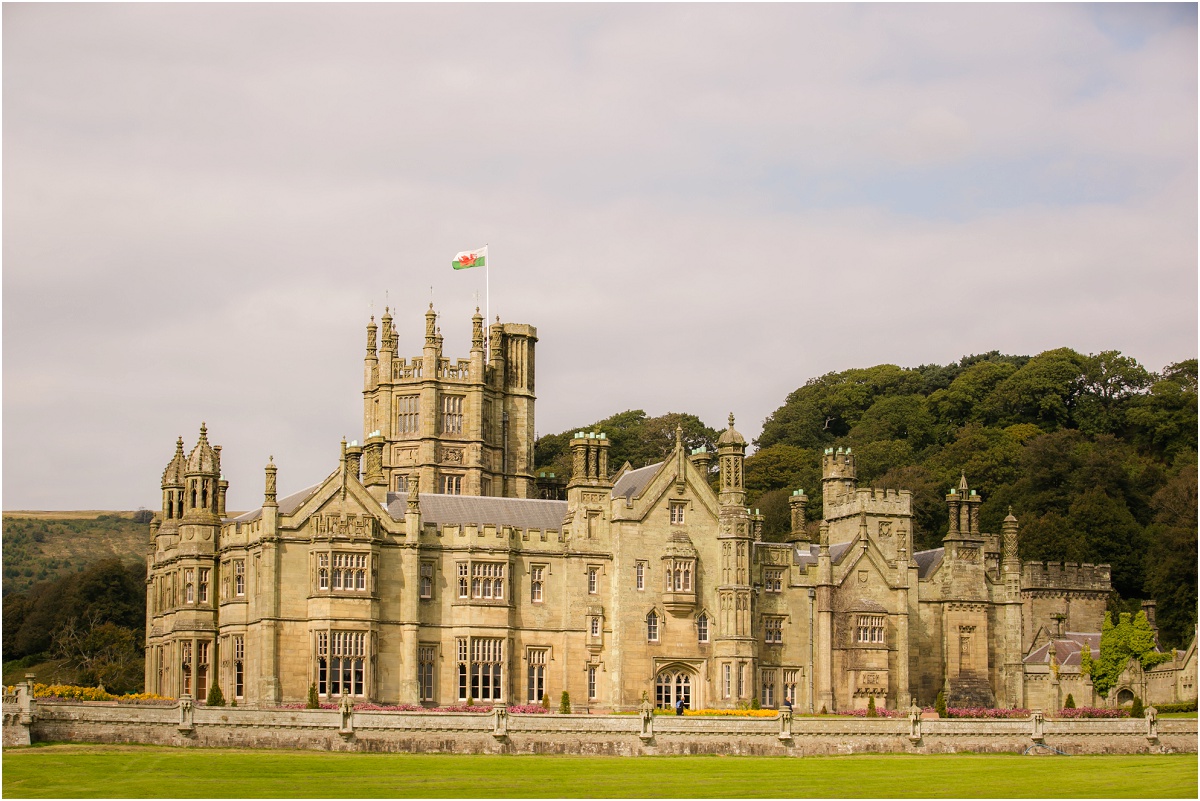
xmin=655 ymin=669 xmax=692 ymax=709
xmin=647 ymin=611 xmax=659 ymax=642
xmin=697 ymin=613 xmax=709 ymax=643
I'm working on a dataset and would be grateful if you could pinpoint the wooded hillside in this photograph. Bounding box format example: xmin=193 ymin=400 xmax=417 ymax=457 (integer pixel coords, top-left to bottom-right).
xmin=534 ymin=348 xmax=1197 ymax=649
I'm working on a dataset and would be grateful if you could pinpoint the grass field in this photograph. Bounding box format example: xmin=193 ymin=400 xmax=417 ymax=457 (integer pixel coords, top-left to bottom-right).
xmin=2 ymin=745 xmax=1196 ymax=798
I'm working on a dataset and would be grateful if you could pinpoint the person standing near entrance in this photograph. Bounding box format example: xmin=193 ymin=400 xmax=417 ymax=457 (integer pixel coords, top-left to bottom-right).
xmin=675 ymin=697 xmax=684 ymax=716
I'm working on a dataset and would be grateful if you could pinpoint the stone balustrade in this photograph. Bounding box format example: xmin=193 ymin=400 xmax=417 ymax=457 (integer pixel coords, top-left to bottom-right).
xmin=3 ymin=695 xmax=1195 ymax=756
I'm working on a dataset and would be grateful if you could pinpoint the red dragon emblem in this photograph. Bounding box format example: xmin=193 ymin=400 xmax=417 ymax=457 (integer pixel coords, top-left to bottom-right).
xmin=458 ymin=253 xmax=478 ymax=267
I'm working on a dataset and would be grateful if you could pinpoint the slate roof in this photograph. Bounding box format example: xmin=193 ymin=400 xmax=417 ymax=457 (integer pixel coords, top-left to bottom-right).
xmin=793 ymin=541 xmax=856 ymax=568
xmin=1024 ymin=632 xmax=1101 ymax=666
xmin=611 ymin=462 xmax=664 ymax=501
xmin=913 ymin=547 xmax=944 ymax=579
xmin=231 ymin=483 xmax=323 ymax=523
xmin=386 ymin=492 xmax=568 ymax=530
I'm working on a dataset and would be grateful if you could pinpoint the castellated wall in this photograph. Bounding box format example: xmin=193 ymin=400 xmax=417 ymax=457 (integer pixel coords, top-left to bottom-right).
xmin=6 ymin=699 xmax=1195 ymax=756
xmin=824 ymin=488 xmax=913 ymax=523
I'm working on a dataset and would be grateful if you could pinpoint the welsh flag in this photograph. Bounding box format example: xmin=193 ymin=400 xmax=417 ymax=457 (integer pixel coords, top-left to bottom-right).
xmin=452 ymin=246 xmax=488 ymax=270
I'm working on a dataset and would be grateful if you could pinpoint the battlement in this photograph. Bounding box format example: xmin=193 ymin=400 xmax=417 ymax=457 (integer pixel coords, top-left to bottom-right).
xmin=1022 ymin=561 xmax=1111 ymax=591
xmin=821 ymin=447 xmax=857 ymax=479
xmin=825 ymin=486 xmax=913 ymax=521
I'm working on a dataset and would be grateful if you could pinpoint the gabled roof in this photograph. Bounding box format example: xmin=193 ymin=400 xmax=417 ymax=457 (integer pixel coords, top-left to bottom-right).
xmin=231 ymin=483 xmax=323 ymax=523
xmin=914 ymin=547 xmax=944 ymax=579
xmin=611 ymin=462 xmax=664 ymax=501
xmin=1024 ymin=632 xmax=1100 ymax=666
xmin=386 ymin=492 xmax=568 ymax=530
xmin=793 ymin=541 xmax=856 ymax=568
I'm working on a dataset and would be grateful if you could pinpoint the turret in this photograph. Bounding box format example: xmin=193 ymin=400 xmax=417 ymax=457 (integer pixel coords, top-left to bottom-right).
xmin=1002 ymin=507 xmax=1020 ymax=574
xmin=821 ymin=446 xmax=857 ymax=512
xmin=423 ymin=303 xmax=440 ymax=363
xmin=364 ymin=316 xmax=378 ymax=390
xmin=379 ymin=308 xmax=395 ymax=384
xmin=161 ymin=437 xmax=186 ymax=522
xmin=716 ymin=413 xmax=746 ymax=508
xmin=183 ymin=423 xmax=221 ymax=520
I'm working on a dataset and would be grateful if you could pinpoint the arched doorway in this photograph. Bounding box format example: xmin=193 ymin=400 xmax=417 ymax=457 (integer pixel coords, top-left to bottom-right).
xmin=655 ymin=667 xmax=694 ymax=710
xmin=1116 ymin=688 xmax=1135 ymax=706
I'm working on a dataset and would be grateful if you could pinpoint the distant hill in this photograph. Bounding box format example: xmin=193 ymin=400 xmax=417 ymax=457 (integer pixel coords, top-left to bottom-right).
xmin=2 ymin=512 xmax=149 ymax=596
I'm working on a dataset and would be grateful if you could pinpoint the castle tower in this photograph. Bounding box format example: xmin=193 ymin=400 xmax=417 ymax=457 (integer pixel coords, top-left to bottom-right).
xmin=821 ymin=446 xmax=857 ymax=515
xmin=145 ymin=425 xmax=222 ymax=701
xmin=361 ymin=304 xmax=538 ymax=498
xmin=940 ymin=474 xmax=995 ymax=708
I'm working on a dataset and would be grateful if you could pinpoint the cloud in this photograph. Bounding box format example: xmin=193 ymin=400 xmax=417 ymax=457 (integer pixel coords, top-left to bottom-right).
xmin=3 ymin=3 xmax=1195 ymax=510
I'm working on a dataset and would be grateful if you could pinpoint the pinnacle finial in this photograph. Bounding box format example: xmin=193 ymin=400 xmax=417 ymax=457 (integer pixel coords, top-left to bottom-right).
xmin=675 ymin=424 xmax=683 ymax=448
xmin=959 ymin=472 xmax=969 ymax=490
xmin=728 ymin=412 xmax=735 ymax=428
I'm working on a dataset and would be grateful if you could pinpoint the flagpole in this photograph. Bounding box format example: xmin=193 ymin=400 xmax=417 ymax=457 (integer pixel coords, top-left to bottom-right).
xmin=485 ymin=243 xmax=490 ymax=363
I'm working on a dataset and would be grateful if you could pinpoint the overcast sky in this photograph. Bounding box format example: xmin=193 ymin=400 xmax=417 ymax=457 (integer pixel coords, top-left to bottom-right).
xmin=3 ymin=3 xmax=1196 ymax=512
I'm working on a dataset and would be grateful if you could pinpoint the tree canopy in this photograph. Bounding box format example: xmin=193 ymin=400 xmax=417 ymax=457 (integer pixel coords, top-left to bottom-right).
xmin=535 ymin=347 xmax=1196 ymax=649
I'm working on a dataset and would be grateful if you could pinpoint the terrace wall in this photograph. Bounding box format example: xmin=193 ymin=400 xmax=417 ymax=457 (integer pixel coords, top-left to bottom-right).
xmin=4 ymin=695 xmax=1196 ymax=756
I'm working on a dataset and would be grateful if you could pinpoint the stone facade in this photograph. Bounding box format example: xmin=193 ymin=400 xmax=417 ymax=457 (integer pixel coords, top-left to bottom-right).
xmin=143 ymin=305 xmax=1185 ymax=713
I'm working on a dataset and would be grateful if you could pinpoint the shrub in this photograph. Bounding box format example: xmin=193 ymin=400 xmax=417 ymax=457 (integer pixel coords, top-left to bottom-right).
xmin=866 ymin=696 xmax=877 ymax=717
xmin=541 ymin=692 xmax=550 ymax=710
xmin=944 ymin=707 xmax=1030 ymax=719
xmin=750 ymin=696 xmax=761 ymax=710
xmin=466 ymin=696 xmax=474 ymax=707
xmin=1058 ymin=706 xmax=1129 ymax=719
xmin=559 ymin=691 xmax=571 ymax=714
xmin=1130 ymin=696 xmax=1145 ymax=719
xmin=206 ymin=683 xmax=225 ymax=707
xmin=306 ymin=683 xmax=319 ymax=709
xmin=1064 ymin=693 xmax=1076 ymax=709
xmin=1155 ymin=701 xmax=1197 ymax=713
xmin=935 ymin=691 xmax=947 ymax=717
xmin=839 ymin=707 xmax=897 ymax=718
xmin=819 ymin=704 xmax=827 ymax=715
xmin=681 ymin=708 xmax=778 ymax=717
xmin=31 ymin=684 xmax=171 ymax=703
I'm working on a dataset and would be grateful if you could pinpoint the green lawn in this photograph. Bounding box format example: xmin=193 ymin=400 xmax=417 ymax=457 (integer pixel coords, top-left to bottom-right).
xmin=2 ymin=745 xmax=1196 ymax=798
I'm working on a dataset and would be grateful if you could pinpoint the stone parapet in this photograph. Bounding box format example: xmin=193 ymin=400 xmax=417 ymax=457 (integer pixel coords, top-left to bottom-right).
xmin=1022 ymin=561 xmax=1111 ymax=590
xmin=7 ymin=700 xmax=1196 ymax=756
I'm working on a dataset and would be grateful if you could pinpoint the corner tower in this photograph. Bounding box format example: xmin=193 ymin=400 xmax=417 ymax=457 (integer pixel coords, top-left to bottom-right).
xmin=362 ymin=304 xmax=538 ymax=498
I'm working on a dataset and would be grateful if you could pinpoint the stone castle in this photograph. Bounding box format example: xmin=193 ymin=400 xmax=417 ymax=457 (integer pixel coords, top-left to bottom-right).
xmin=145 ymin=305 xmax=1194 ymax=712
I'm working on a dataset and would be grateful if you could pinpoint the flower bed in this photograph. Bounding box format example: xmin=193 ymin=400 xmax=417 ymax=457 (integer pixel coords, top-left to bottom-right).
xmin=1057 ymin=707 xmax=1129 ymax=719
xmin=837 ymin=707 xmax=898 ymax=718
xmin=919 ymin=706 xmax=1031 ymax=719
xmin=681 ymin=708 xmax=779 ymax=717
xmin=277 ymin=702 xmax=550 ymax=713
xmin=31 ymin=684 xmax=173 ymax=704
